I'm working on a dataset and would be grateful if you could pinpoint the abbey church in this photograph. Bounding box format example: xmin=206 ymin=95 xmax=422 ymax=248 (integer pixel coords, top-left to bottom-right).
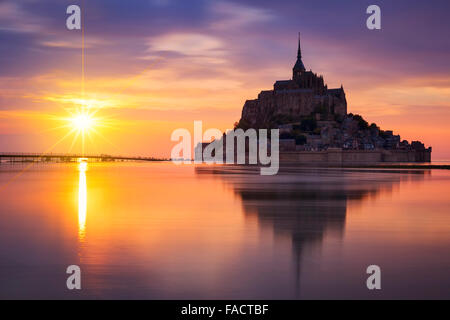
xmin=231 ymin=34 xmax=431 ymax=163
xmin=240 ymin=34 xmax=347 ymax=128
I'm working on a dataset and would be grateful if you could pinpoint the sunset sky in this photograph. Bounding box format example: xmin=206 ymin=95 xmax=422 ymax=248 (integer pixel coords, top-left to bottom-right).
xmin=1 ymin=0 xmax=449 ymax=158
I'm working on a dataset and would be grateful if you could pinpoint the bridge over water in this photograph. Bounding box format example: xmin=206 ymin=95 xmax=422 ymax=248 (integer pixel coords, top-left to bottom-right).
xmin=0 ymin=152 xmax=166 ymax=163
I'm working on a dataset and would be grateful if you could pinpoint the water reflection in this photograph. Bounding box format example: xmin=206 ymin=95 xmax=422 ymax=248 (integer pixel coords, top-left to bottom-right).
xmin=196 ymin=166 xmax=429 ymax=296
xmin=78 ymin=160 xmax=88 ymax=241
xmin=1 ymin=162 xmax=447 ymax=299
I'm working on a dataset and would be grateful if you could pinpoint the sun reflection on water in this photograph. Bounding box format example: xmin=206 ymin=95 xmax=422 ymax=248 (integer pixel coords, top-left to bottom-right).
xmin=78 ymin=159 xmax=88 ymax=241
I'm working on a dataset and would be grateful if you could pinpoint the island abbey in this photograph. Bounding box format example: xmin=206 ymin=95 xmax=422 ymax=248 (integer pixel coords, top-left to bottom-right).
xmin=233 ymin=34 xmax=431 ymax=164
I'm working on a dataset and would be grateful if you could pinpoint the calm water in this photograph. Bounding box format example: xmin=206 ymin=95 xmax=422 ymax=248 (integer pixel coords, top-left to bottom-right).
xmin=0 ymin=162 xmax=449 ymax=299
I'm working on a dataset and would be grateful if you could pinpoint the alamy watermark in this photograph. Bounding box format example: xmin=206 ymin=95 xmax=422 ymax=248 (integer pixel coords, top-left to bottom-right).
xmin=66 ymin=5 xmax=81 ymax=30
xmin=366 ymin=5 xmax=381 ymax=30
xmin=366 ymin=265 xmax=381 ymax=290
xmin=66 ymin=265 xmax=81 ymax=290
xmin=170 ymin=121 xmax=280 ymax=175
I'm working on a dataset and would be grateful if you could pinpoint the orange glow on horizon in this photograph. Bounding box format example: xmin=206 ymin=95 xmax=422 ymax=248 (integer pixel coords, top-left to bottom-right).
xmin=0 ymin=44 xmax=449 ymax=159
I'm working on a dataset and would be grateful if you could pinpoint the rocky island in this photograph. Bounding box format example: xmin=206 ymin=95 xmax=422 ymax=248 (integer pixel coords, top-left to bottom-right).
xmin=232 ymin=34 xmax=432 ymax=165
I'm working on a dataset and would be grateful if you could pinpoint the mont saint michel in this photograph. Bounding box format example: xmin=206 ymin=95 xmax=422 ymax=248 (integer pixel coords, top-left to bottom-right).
xmin=233 ymin=35 xmax=432 ymax=165
xmin=1 ymin=0 xmax=450 ymax=302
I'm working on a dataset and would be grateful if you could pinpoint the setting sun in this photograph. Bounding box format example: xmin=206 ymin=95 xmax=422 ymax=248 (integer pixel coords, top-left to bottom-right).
xmin=71 ymin=113 xmax=95 ymax=132
xmin=43 ymin=105 xmax=117 ymax=155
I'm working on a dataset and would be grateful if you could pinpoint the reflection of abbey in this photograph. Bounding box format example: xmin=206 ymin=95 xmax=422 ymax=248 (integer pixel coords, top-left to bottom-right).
xmin=241 ymin=35 xmax=347 ymax=127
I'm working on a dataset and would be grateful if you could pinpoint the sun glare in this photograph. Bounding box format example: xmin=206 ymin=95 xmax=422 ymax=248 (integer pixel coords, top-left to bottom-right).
xmin=71 ymin=113 xmax=95 ymax=132
xmin=46 ymin=99 xmax=117 ymax=155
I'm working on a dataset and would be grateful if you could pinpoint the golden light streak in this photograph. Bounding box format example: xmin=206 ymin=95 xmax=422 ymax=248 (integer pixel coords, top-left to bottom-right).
xmin=78 ymin=159 xmax=87 ymax=241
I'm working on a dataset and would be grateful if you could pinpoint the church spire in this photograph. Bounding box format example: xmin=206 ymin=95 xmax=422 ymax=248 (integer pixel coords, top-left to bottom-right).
xmin=293 ymin=32 xmax=306 ymax=78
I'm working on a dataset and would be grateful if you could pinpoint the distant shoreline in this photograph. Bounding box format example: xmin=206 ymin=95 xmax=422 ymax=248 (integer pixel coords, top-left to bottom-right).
xmin=348 ymin=164 xmax=450 ymax=170
xmin=275 ymin=162 xmax=450 ymax=170
xmin=1 ymin=160 xmax=449 ymax=170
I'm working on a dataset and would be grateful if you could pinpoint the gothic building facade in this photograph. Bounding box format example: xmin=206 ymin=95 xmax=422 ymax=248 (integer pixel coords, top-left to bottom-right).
xmin=240 ymin=35 xmax=347 ymax=128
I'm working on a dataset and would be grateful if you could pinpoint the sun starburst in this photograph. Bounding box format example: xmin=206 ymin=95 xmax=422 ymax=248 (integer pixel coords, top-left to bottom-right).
xmin=71 ymin=113 xmax=96 ymax=132
xmin=43 ymin=101 xmax=118 ymax=155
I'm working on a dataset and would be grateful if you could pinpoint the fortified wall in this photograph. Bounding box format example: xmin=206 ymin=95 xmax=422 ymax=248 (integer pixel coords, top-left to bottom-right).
xmin=279 ymin=148 xmax=432 ymax=166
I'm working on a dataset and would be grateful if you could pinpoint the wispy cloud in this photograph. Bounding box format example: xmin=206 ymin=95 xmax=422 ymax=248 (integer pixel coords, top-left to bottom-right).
xmin=0 ymin=2 xmax=44 ymax=33
xmin=209 ymin=1 xmax=274 ymax=30
xmin=146 ymin=33 xmax=225 ymax=59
